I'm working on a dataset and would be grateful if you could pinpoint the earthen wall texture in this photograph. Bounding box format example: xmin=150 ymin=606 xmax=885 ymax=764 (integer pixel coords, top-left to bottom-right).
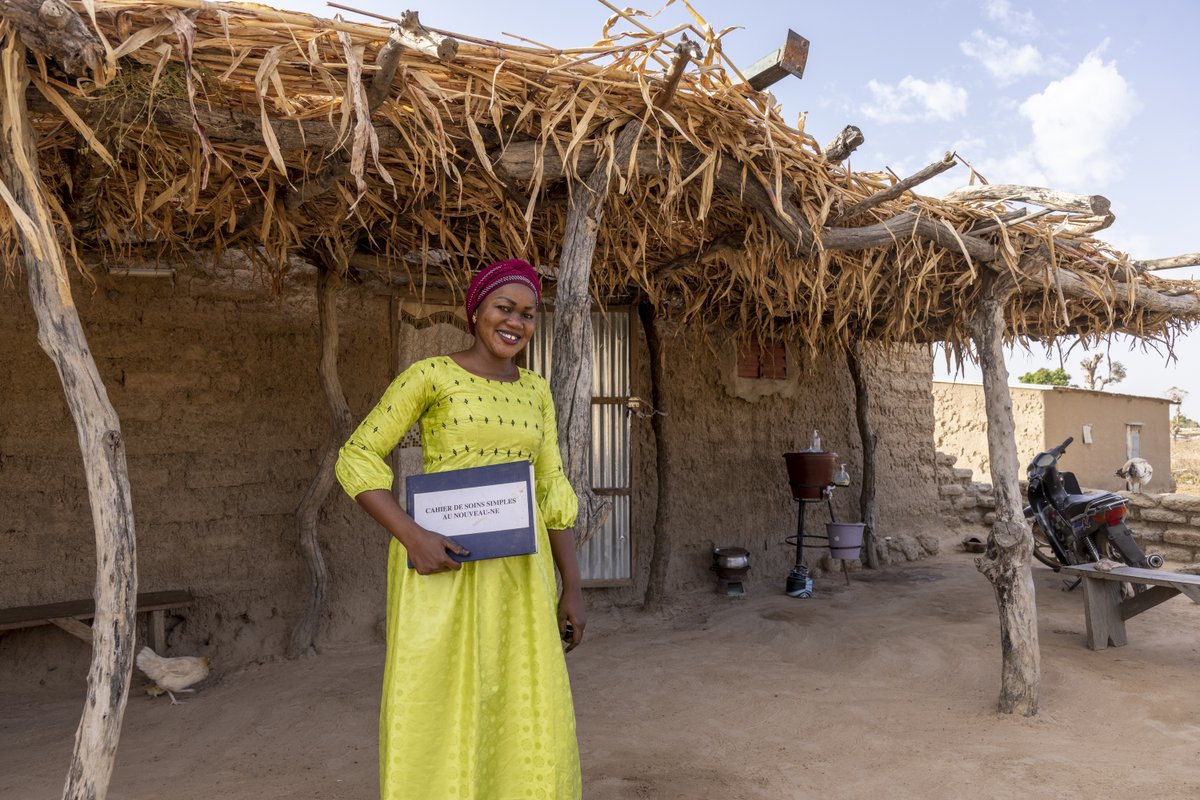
xmin=635 ymin=337 xmax=941 ymax=595
xmin=2 ymin=266 xmax=942 ymax=681
xmin=934 ymin=381 xmax=1174 ymax=494
xmin=1042 ymin=388 xmax=1174 ymax=493
xmin=934 ymin=382 xmax=1046 ymax=481
xmin=0 ymin=258 xmax=400 ymax=687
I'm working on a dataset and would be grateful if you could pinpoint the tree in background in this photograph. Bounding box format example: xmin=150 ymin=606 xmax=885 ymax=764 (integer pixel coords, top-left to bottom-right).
xmin=1166 ymin=386 xmax=1195 ymax=430
xmin=1018 ymin=367 xmax=1071 ymax=386
xmin=1079 ymin=353 xmax=1127 ymax=390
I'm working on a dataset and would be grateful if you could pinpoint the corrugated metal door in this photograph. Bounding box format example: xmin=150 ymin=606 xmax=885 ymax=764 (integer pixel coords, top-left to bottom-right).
xmin=525 ymin=310 xmax=632 ymax=584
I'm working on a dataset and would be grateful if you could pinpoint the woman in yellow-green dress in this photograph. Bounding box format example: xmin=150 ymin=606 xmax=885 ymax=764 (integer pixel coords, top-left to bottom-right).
xmin=335 ymin=259 xmax=584 ymax=800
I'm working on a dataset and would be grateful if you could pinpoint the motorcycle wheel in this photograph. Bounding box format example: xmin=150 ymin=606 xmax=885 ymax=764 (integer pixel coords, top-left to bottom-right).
xmin=1031 ymin=522 xmax=1073 ymax=569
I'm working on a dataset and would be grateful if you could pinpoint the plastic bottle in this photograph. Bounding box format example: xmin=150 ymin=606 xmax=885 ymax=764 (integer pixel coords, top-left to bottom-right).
xmin=833 ymin=463 xmax=850 ymax=487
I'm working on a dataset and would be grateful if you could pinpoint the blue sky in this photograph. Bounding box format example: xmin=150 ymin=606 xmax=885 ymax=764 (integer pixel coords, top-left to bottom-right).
xmin=282 ymin=0 xmax=1200 ymax=411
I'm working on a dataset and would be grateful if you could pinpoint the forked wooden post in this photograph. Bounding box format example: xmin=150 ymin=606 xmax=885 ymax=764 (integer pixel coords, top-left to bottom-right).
xmin=550 ymin=37 xmax=699 ymax=549
xmin=638 ymin=302 xmax=671 ymax=607
xmin=845 ymin=344 xmax=880 ymax=570
xmin=0 ymin=23 xmax=137 ymax=800
xmin=288 ymin=264 xmax=353 ymax=658
xmin=969 ymin=273 xmax=1041 ymax=716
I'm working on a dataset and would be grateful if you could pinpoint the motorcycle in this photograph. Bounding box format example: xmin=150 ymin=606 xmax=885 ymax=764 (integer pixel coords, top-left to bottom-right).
xmin=1024 ymin=436 xmax=1164 ymax=576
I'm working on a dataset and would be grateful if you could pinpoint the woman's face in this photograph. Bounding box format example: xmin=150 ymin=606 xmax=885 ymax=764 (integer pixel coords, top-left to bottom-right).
xmin=474 ymin=283 xmax=537 ymax=361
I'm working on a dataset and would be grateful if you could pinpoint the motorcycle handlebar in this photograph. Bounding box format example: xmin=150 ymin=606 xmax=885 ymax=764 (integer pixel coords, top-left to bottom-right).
xmin=1050 ymin=436 xmax=1074 ymax=456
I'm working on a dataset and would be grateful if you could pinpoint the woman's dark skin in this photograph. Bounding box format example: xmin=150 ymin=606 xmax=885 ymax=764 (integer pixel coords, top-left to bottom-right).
xmin=354 ymin=284 xmax=587 ymax=651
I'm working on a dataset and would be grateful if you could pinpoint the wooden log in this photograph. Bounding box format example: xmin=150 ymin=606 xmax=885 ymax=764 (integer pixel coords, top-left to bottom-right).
xmin=944 ymin=184 xmax=1111 ymax=217
xmin=288 ymin=264 xmax=353 ymax=658
xmin=965 ymin=209 xmax=1051 ymax=235
xmin=325 ymin=5 xmax=459 ymax=61
xmin=845 ymin=344 xmax=880 ymax=570
xmin=0 ymin=34 xmax=138 ymax=800
xmin=0 ymin=0 xmax=104 ymax=78
xmin=638 ymin=302 xmax=671 ymax=608
xmin=654 ymin=35 xmax=702 ymax=108
xmin=832 ymin=153 xmax=956 ymax=223
xmin=1044 ymin=259 xmax=1200 ymax=317
xmin=822 ymin=210 xmax=996 ymax=261
xmin=1058 ymin=212 xmax=1115 ymax=236
xmin=241 ymin=26 xmax=412 ymax=234
xmin=651 ymin=230 xmax=745 ymax=277
xmin=968 ymin=272 xmax=1040 ymax=716
xmin=500 ymin=142 xmax=1000 ymax=260
xmin=1134 ymin=253 xmax=1200 ymax=272
xmin=365 ymin=27 xmax=410 ymax=109
xmin=823 ymin=125 xmax=864 ymax=164
xmin=742 ymin=29 xmax=809 ymax=90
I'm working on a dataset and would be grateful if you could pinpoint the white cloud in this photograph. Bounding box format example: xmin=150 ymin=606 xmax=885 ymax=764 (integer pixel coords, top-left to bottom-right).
xmin=1018 ymin=50 xmax=1140 ymax=189
xmin=984 ymin=0 xmax=1037 ymax=37
xmin=960 ymin=30 xmax=1048 ymax=84
xmin=861 ymin=76 xmax=968 ymax=123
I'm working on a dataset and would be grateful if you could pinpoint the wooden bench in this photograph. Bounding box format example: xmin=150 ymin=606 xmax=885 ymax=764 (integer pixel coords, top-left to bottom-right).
xmin=1058 ymin=564 xmax=1200 ymax=651
xmin=0 ymin=590 xmax=195 ymax=654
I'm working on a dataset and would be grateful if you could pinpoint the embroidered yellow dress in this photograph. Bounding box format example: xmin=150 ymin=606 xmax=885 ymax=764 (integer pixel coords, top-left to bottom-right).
xmin=335 ymin=356 xmax=581 ymax=800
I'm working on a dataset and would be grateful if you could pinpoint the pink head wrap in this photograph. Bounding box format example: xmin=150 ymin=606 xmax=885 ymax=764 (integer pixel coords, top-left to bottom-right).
xmin=465 ymin=259 xmax=541 ymax=334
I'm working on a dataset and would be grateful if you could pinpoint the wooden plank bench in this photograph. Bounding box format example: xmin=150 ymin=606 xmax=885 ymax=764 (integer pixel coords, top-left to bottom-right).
xmin=0 ymin=590 xmax=195 ymax=654
xmin=1058 ymin=564 xmax=1200 ymax=651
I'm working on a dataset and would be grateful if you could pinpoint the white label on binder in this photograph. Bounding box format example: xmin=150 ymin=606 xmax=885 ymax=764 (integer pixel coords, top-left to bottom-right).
xmin=412 ymin=481 xmax=530 ymax=537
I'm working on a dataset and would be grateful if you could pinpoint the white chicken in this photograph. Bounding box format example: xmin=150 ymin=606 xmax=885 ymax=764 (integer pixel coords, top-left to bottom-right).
xmin=136 ymin=646 xmax=210 ymax=705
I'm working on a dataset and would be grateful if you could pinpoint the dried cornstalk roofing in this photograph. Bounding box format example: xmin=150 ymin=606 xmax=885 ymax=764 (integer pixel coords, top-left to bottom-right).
xmin=3 ymin=0 xmax=1198 ymax=353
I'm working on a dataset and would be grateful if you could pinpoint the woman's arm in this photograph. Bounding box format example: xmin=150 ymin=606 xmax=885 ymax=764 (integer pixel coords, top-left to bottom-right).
xmin=549 ymin=529 xmax=586 ymax=651
xmin=355 ymin=489 xmax=469 ymax=574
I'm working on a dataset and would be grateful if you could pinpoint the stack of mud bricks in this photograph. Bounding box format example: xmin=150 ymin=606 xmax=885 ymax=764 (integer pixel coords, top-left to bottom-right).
xmin=1120 ymin=493 xmax=1200 ymax=565
xmin=934 ymin=452 xmax=996 ymax=527
xmin=934 ymin=450 xmax=1200 ymax=565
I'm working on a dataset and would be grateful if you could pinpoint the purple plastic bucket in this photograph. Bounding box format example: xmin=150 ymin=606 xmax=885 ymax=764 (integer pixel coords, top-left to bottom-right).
xmin=826 ymin=522 xmax=866 ymax=560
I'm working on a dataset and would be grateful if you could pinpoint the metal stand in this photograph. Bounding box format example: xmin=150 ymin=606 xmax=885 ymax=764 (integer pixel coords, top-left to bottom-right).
xmin=785 ymin=493 xmax=852 ymax=596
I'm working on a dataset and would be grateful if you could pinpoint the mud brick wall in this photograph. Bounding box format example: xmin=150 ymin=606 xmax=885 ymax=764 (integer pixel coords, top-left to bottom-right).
xmin=0 ymin=255 xmax=397 ymax=687
xmin=1120 ymin=494 xmax=1200 ymax=564
xmin=625 ymin=339 xmax=941 ymax=599
xmin=933 ymin=453 xmax=1200 ymax=565
xmin=2 ymin=256 xmax=948 ymax=682
xmin=934 ymin=452 xmax=997 ymax=528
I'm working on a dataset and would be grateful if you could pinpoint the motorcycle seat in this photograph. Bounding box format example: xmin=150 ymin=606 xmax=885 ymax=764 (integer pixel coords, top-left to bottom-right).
xmin=1063 ymin=491 xmax=1119 ymax=518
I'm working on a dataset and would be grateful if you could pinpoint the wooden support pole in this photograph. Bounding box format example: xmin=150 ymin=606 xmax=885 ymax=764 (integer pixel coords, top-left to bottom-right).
xmin=638 ymin=302 xmax=671 ymax=607
xmin=288 ymin=263 xmax=353 ymax=657
xmin=968 ymin=272 xmax=1040 ymax=716
xmin=550 ymin=37 xmax=698 ymax=549
xmin=845 ymin=344 xmax=881 ymax=570
xmin=0 ymin=28 xmax=138 ymax=800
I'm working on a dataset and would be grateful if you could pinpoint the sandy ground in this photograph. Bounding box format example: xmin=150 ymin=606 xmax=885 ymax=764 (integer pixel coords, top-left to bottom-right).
xmin=3 ymin=551 xmax=1199 ymax=800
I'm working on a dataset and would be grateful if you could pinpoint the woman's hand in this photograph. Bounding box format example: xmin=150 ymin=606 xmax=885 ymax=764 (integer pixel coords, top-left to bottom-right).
xmin=404 ymin=528 xmax=470 ymax=575
xmin=558 ymin=585 xmax=586 ymax=652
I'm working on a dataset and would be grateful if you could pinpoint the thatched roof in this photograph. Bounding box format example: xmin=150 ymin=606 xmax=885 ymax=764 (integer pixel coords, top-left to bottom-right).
xmin=3 ymin=0 xmax=1199 ymax=353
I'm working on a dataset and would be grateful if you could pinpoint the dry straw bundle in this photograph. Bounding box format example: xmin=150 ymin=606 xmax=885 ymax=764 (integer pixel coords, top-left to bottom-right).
xmin=2 ymin=0 xmax=1197 ymax=354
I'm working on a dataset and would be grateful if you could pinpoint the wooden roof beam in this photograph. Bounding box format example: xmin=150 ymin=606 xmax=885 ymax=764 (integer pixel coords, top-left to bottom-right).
xmin=742 ymin=30 xmax=809 ymax=91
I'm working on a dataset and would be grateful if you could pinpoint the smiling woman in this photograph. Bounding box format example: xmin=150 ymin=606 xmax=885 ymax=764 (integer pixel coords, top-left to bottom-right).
xmin=334 ymin=258 xmax=585 ymax=800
